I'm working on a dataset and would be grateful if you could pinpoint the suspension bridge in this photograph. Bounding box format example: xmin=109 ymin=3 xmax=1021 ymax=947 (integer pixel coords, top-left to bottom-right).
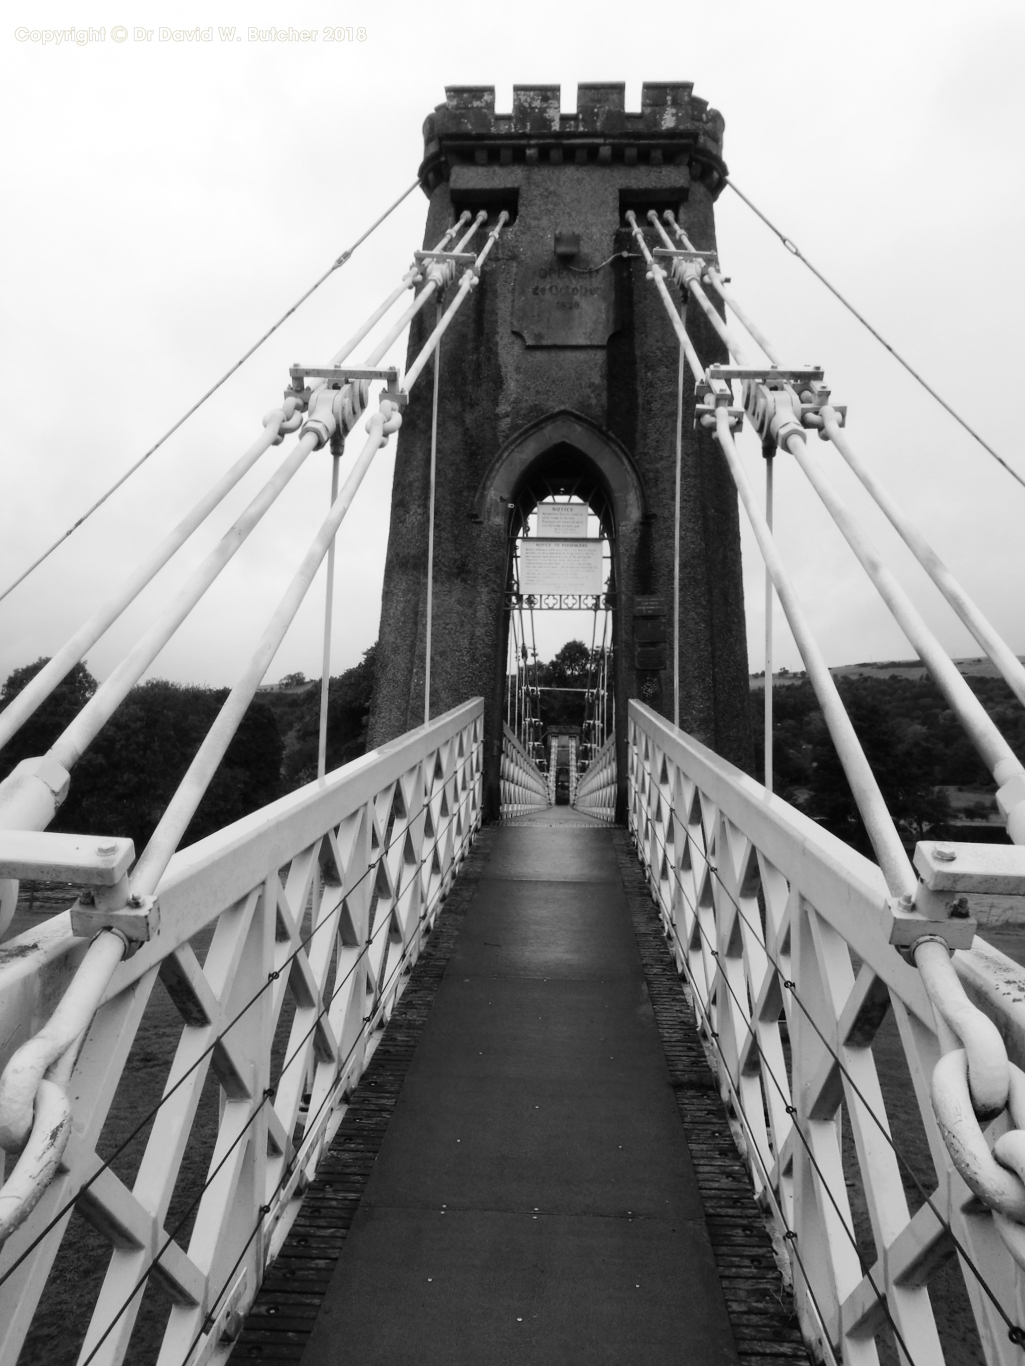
xmin=1 ymin=80 xmax=1025 ymax=1366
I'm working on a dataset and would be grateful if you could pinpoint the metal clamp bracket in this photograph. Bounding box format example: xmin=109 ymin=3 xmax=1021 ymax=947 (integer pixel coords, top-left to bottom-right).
xmin=0 ymin=830 xmax=134 ymax=885
xmin=703 ymin=363 xmax=824 ymax=389
xmin=654 ymin=247 xmax=720 ymax=269
xmin=70 ymin=893 xmax=159 ymax=947
xmin=198 ymin=1268 xmax=250 ymax=1359
xmin=884 ymin=839 xmax=1025 ymax=952
xmin=289 ymin=365 xmax=399 ymax=392
xmin=885 ymin=889 xmax=977 ymax=952
xmin=695 ymin=376 xmax=743 ymax=432
xmin=797 ymin=378 xmax=847 ymax=438
xmin=916 ymin=840 xmax=1025 ymax=897
xmin=413 ymin=251 xmax=477 ymax=266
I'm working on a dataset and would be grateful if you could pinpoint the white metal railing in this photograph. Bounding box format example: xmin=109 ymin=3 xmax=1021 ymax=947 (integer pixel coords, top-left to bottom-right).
xmin=629 ymin=700 xmax=1025 ymax=1366
xmin=573 ymin=733 xmax=616 ymax=823
xmin=0 ymin=699 xmax=482 ymax=1366
xmin=500 ymin=724 xmax=549 ymax=818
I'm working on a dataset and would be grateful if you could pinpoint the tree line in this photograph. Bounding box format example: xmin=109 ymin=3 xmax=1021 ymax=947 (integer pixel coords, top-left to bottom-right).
xmin=748 ymin=672 xmax=1023 ymax=853
xmin=0 ymin=647 xmax=377 ymax=856
xmin=2 ymin=650 xmax=1021 ymax=862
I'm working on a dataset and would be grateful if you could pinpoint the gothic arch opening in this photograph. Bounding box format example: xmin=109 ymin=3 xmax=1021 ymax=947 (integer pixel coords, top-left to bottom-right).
xmin=478 ymin=414 xmax=645 ymax=812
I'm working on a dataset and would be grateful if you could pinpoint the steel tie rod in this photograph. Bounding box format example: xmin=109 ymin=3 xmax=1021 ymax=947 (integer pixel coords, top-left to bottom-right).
xmin=713 ymin=412 xmax=915 ymax=894
xmin=662 ymin=210 xmax=781 ymax=364
xmin=778 ymin=422 xmax=1025 ymax=842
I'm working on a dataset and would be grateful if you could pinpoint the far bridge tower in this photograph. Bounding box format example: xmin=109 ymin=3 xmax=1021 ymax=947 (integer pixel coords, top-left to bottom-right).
xmin=368 ymin=82 xmax=751 ymax=816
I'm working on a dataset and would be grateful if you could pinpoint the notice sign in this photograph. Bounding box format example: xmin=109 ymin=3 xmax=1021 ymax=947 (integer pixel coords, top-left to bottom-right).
xmin=537 ymin=503 xmax=588 ymax=538
xmin=520 ymin=539 xmax=603 ymax=595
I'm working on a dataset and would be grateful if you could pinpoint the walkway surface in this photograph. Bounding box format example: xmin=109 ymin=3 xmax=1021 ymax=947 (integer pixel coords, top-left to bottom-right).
xmin=298 ymin=809 xmax=740 ymax=1365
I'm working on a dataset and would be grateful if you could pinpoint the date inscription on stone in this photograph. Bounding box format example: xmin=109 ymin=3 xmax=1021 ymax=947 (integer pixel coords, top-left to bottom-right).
xmin=511 ymin=257 xmax=619 ymax=348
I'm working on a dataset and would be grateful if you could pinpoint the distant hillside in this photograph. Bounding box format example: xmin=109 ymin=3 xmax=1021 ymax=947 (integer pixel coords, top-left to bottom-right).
xmin=751 ymin=657 xmax=1025 ymax=688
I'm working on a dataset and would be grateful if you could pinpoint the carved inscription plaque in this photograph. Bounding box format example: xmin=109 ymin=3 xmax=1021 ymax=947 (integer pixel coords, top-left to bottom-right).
xmin=512 ymin=257 xmax=619 ymax=347
xmin=520 ymin=539 xmax=604 ymax=595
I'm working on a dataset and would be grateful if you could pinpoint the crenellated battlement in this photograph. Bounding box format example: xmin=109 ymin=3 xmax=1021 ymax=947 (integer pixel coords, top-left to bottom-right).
xmin=419 ymin=81 xmax=726 ymax=194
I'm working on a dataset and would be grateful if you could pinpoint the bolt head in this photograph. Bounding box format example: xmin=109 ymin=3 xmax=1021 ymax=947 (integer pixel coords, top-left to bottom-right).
xmin=934 ymin=844 xmax=958 ymax=862
xmin=97 ymin=844 xmax=117 ymax=857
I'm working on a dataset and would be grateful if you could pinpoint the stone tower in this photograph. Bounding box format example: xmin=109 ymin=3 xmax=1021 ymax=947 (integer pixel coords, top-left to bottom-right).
xmin=368 ymin=83 xmax=751 ymax=817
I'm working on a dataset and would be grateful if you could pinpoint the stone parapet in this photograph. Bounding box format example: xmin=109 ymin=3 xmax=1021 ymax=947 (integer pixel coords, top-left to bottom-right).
xmin=419 ymin=82 xmax=726 ymax=195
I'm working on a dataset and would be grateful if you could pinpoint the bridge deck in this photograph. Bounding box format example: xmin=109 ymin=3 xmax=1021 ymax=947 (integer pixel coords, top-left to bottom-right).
xmin=288 ymin=808 xmax=740 ymax=1366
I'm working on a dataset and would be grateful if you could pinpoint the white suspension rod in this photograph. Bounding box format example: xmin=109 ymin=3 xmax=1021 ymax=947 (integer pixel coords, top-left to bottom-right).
xmin=647 ymin=212 xmax=758 ymax=368
xmin=714 ymin=409 xmax=915 ymax=894
xmin=317 ymin=452 xmax=341 ymax=781
xmin=424 ymin=308 xmax=441 ymax=726
xmin=764 ymin=444 xmax=775 ymax=794
xmin=624 ymin=213 xmax=704 ymax=379
xmin=782 ymin=428 xmax=1025 ymax=806
xmin=355 ymin=213 xmax=487 ymax=376
xmin=663 ymin=210 xmax=782 ymax=364
xmin=404 ymin=213 xmax=509 ymax=391
xmin=673 ymin=346 xmax=683 ymax=730
xmin=132 ymin=404 xmax=402 ymax=895
xmin=324 ymin=214 xmax=472 ymax=373
xmin=0 ymin=218 xmax=474 ymax=759
xmin=50 ymin=432 xmax=321 ymax=771
xmin=820 ymin=407 xmax=1025 ymax=713
xmin=0 ymin=407 xmax=297 ymax=755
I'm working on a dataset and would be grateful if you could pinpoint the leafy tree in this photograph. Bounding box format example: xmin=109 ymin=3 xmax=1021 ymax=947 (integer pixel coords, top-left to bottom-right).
xmin=0 ymin=660 xmax=283 ymax=856
xmin=0 ymin=658 xmax=98 ymax=780
xmin=280 ymin=646 xmax=377 ymax=789
xmin=546 ymin=640 xmax=591 ymax=687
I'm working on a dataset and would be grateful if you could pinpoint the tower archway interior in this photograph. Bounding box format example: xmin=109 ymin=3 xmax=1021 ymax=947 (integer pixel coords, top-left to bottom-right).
xmin=504 ymin=445 xmax=616 ymax=786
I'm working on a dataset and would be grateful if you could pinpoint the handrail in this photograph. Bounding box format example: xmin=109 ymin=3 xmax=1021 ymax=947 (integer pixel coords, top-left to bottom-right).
xmin=574 ymin=732 xmax=615 ymax=823
xmin=0 ymin=701 xmax=484 ymax=1366
xmin=628 ymin=701 xmax=1025 ymax=1363
xmin=500 ymin=723 xmax=549 ymax=817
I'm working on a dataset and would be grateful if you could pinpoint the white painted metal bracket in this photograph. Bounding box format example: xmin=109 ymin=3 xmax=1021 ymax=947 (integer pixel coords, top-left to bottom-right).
xmin=0 ymin=830 xmax=133 ymax=885
xmin=288 ymin=364 xmax=399 ymax=390
xmin=413 ymin=250 xmax=477 ymax=266
xmin=70 ymin=893 xmax=158 ymax=945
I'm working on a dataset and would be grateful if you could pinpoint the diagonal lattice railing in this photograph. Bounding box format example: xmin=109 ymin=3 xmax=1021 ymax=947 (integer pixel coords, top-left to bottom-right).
xmin=629 ymin=699 xmax=1025 ymax=1366
xmin=0 ymin=699 xmax=482 ymax=1366
xmin=499 ymin=723 xmax=550 ymax=819
xmin=573 ymin=732 xmax=616 ymax=823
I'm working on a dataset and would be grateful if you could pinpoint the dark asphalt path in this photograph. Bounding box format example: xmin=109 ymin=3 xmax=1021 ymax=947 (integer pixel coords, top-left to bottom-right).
xmin=299 ymin=813 xmax=739 ymax=1365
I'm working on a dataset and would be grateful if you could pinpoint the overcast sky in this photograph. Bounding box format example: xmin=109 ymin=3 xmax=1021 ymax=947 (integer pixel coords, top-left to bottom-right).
xmin=2 ymin=0 xmax=1023 ymax=693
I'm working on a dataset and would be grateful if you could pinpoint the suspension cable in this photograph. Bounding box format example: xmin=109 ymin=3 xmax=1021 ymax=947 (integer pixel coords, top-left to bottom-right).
xmin=660 ymin=206 xmax=1025 ymax=736
xmin=712 ymin=411 xmax=914 ymax=894
xmin=639 ymin=816 xmax=925 ymax=1365
xmin=130 ymin=412 xmax=401 ymax=894
xmin=424 ymin=302 xmax=441 ymax=726
xmin=0 ymin=746 xmax=476 ymax=1288
xmin=725 ymin=179 xmax=1025 ymax=493
xmin=0 ymin=217 xmax=470 ymax=757
xmin=0 ymin=180 xmax=422 ymax=605
xmin=75 ymin=782 xmax=478 ymax=1366
xmin=176 ymin=850 xmax=465 ymax=1366
xmin=132 ymin=220 xmax=510 ymax=887
xmin=640 ymin=865 xmax=841 ymax=1366
xmin=640 ymin=770 xmax=1022 ymax=1337
xmin=316 ymin=453 xmax=341 ymax=781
